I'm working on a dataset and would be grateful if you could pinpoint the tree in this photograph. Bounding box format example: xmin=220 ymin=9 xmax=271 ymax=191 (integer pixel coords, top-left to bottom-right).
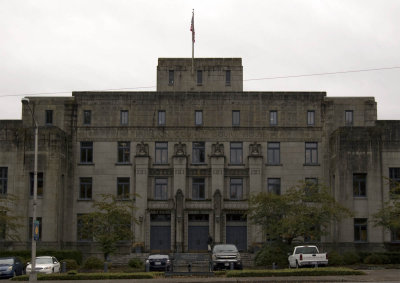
xmin=0 ymin=194 xmax=22 ymax=241
xmin=249 ymin=181 xmax=352 ymax=245
xmin=373 ymin=180 xmax=400 ymax=238
xmin=79 ymin=194 xmax=136 ymax=260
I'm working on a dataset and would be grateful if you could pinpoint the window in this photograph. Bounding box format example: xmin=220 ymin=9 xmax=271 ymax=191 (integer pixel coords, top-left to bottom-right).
xmin=192 ymin=142 xmax=205 ymax=164
xmin=232 ymin=110 xmax=240 ymax=126
xmin=197 ymin=70 xmax=203 ymax=85
xmin=45 ymin=110 xmax=53 ymax=125
xmin=30 ymin=172 xmax=43 ymax=197
xmin=354 ymin=218 xmax=368 ymax=242
xmin=154 ymin=178 xmax=168 ymax=200
xmin=0 ymin=167 xmax=7 ymax=195
xmin=345 ymin=110 xmax=353 ymax=126
xmin=267 ymin=142 xmax=280 ymax=165
xmin=117 ymin=177 xmax=130 ymax=200
xmin=353 ymin=173 xmax=367 ymax=197
xmin=168 ymin=70 xmax=174 ymax=85
xmin=0 ymin=212 xmax=5 ymax=240
xmin=192 ymin=178 xmax=205 ymax=200
xmin=269 ymin=111 xmax=277 ymax=126
xmin=230 ymin=178 xmax=243 ymax=200
xmin=117 ymin=142 xmax=130 ymax=163
xmin=230 ymin=142 xmax=243 ymax=165
xmin=77 ymin=214 xmax=93 ymax=241
xmin=392 ymin=229 xmax=400 ymax=242
xmin=305 ymin=178 xmax=318 ymax=197
xmin=226 ymin=70 xmax=231 ymax=85
xmin=28 ymin=217 xmax=42 ymax=241
xmin=158 ymin=110 xmax=166 ymax=126
xmin=307 ymin=111 xmax=315 ymax=126
xmin=155 ymin=142 xmax=168 ymax=164
xmin=83 ymin=110 xmax=91 ymax=125
xmin=267 ymin=178 xmax=281 ymax=195
xmin=79 ymin=177 xmax=92 ymax=200
xmin=305 ymin=142 xmax=318 ymax=165
xmin=195 ymin=110 xmax=203 ymax=126
xmin=120 ymin=110 xmax=128 ymax=125
xmin=389 ymin=168 xmax=400 ymax=194
xmin=80 ymin=141 xmax=93 ymax=163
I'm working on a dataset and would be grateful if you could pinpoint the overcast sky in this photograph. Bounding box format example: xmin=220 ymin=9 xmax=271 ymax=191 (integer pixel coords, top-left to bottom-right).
xmin=1 ymin=0 xmax=399 ymax=120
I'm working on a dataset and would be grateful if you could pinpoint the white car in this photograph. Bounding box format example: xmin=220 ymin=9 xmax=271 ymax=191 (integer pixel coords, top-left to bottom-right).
xmin=26 ymin=256 xmax=60 ymax=274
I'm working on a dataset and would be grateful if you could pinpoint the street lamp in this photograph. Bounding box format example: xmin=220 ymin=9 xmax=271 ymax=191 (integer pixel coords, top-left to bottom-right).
xmin=21 ymin=98 xmax=38 ymax=282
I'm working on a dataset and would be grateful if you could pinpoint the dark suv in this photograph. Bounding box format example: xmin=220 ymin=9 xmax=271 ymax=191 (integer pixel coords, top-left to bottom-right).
xmin=211 ymin=244 xmax=242 ymax=270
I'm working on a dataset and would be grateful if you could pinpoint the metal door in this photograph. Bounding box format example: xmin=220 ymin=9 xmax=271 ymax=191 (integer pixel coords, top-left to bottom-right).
xmin=188 ymin=226 xmax=209 ymax=252
xmin=150 ymin=214 xmax=171 ymax=252
xmin=226 ymin=226 xmax=247 ymax=251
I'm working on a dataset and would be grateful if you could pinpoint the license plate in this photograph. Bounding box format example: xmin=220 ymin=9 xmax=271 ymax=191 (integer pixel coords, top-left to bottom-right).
xmin=155 ymin=262 xmax=161 ymax=265
xmin=225 ymin=263 xmax=229 ymax=266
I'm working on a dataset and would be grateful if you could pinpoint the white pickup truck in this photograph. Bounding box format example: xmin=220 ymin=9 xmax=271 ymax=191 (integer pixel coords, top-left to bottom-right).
xmin=288 ymin=245 xmax=328 ymax=268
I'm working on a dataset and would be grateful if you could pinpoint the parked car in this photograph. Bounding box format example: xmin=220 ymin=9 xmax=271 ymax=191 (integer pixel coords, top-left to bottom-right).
xmin=0 ymin=257 xmax=24 ymax=279
xmin=145 ymin=254 xmax=172 ymax=271
xmin=26 ymin=256 xmax=61 ymax=274
xmin=288 ymin=245 xmax=328 ymax=268
xmin=211 ymin=244 xmax=242 ymax=270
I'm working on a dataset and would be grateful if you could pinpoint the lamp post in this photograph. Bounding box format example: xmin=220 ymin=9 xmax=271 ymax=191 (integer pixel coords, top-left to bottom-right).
xmin=21 ymin=98 xmax=38 ymax=282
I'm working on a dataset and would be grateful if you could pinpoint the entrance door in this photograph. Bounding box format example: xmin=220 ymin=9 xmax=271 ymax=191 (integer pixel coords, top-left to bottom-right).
xmin=188 ymin=214 xmax=209 ymax=252
xmin=150 ymin=214 xmax=171 ymax=252
xmin=226 ymin=214 xmax=247 ymax=251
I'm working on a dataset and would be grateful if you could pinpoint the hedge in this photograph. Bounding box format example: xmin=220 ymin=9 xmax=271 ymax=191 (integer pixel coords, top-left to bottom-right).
xmin=225 ymin=267 xmax=365 ymax=277
xmin=11 ymin=272 xmax=158 ymax=281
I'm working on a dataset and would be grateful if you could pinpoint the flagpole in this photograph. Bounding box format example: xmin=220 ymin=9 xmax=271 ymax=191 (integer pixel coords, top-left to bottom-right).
xmin=191 ymin=9 xmax=194 ymax=75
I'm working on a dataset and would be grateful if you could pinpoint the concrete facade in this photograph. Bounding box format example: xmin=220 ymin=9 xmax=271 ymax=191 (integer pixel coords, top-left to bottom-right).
xmin=0 ymin=58 xmax=399 ymax=255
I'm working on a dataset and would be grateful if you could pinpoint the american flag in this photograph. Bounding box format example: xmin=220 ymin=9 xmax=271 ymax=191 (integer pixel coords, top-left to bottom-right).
xmin=190 ymin=11 xmax=195 ymax=43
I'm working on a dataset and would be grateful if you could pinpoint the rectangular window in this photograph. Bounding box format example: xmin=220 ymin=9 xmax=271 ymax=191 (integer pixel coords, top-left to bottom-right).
xmin=30 ymin=172 xmax=43 ymax=197
xmin=305 ymin=142 xmax=318 ymax=165
xmin=80 ymin=141 xmax=93 ymax=163
xmin=267 ymin=142 xmax=280 ymax=165
xmin=389 ymin=168 xmax=400 ymax=194
xmin=192 ymin=178 xmax=205 ymax=200
xmin=117 ymin=177 xmax=130 ymax=200
xmin=154 ymin=178 xmax=168 ymax=200
xmin=83 ymin=110 xmax=91 ymax=125
xmin=353 ymin=173 xmax=367 ymax=197
xmin=392 ymin=229 xmax=400 ymax=242
xmin=0 ymin=167 xmax=7 ymax=195
xmin=305 ymin=178 xmax=318 ymax=197
xmin=269 ymin=111 xmax=278 ymax=126
xmin=158 ymin=110 xmax=166 ymax=126
xmin=197 ymin=70 xmax=203 ymax=85
xmin=232 ymin=110 xmax=240 ymax=126
xmin=117 ymin=141 xmax=130 ymax=163
xmin=307 ymin=110 xmax=315 ymax=126
xmin=226 ymin=70 xmax=231 ymax=85
xmin=45 ymin=110 xmax=53 ymax=125
xmin=120 ymin=110 xmax=128 ymax=125
xmin=192 ymin=142 xmax=205 ymax=164
xmin=195 ymin=110 xmax=203 ymax=126
xmin=267 ymin=178 xmax=281 ymax=195
xmin=168 ymin=70 xmax=174 ymax=85
xmin=230 ymin=142 xmax=243 ymax=165
xmin=77 ymin=214 xmax=93 ymax=241
xmin=79 ymin=177 xmax=92 ymax=200
xmin=28 ymin=217 xmax=42 ymax=241
xmin=0 ymin=212 xmax=5 ymax=240
xmin=354 ymin=218 xmax=368 ymax=242
xmin=230 ymin=178 xmax=243 ymax=200
xmin=345 ymin=110 xmax=353 ymax=126
xmin=155 ymin=142 xmax=168 ymax=164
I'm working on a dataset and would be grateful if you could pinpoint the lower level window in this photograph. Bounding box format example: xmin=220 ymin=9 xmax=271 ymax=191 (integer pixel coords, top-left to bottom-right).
xmin=354 ymin=218 xmax=368 ymax=242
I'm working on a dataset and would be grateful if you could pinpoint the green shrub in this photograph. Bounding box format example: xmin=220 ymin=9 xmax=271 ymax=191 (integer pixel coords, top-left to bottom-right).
xmin=254 ymin=243 xmax=291 ymax=268
xmin=342 ymin=252 xmax=360 ymax=265
xmin=62 ymin=258 xmax=79 ymax=270
xmin=83 ymin=256 xmax=104 ymax=270
xmin=11 ymin=272 xmax=157 ymax=281
xmin=226 ymin=268 xmax=365 ymax=277
xmin=128 ymin=258 xmax=143 ymax=268
xmin=67 ymin=270 xmax=78 ymax=275
xmin=364 ymin=253 xmax=391 ymax=264
xmin=0 ymin=249 xmax=82 ymax=265
xmin=327 ymin=251 xmax=343 ymax=266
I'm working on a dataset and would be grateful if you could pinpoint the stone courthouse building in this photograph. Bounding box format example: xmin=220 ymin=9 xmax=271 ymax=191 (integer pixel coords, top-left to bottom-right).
xmin=0 ymin=58 xmax=399 ymax=254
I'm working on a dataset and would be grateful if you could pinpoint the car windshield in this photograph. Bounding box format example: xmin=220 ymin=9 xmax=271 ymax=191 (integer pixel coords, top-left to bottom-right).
xmin=36 ymin=258 xmax=53 ymax=264
xmin=0 ymin=258 xmax=13 ymax=265
xmin=295 ymin=247 xmax=318 ymax=254
xmin=148 ymin=255 xmax=168 ymax=260
xmin=213 ymin=245 xmax=238 ymax=253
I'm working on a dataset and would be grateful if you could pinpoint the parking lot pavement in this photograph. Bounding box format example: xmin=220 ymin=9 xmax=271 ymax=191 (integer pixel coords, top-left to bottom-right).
xmin=29 ymin=269 xmax=400 ymax=283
